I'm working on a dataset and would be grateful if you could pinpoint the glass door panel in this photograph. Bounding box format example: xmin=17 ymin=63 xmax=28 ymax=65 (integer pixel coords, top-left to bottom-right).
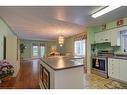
xmin=32 ymin=46 xmax=39 ymax=58
xmin=40 ymin=46 xmax=45 ymax=58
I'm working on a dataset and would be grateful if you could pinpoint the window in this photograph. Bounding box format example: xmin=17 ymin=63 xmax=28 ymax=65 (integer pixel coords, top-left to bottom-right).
xmin=121 ymin=30 xmax=127 ymax=52
xmin=74 ymin=40 xmax=85 ymax=57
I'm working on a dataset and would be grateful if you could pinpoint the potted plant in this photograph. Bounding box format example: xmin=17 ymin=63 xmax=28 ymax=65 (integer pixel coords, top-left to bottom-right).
xmin=0 ymin=60 xmax=14 ymax=83
xmin=20 ymin=43 xmax=26 ymax=60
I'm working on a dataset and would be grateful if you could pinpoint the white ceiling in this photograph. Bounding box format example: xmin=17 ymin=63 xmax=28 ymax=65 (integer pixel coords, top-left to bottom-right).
xmin=0 ymin=6 xmax=127 ymax=41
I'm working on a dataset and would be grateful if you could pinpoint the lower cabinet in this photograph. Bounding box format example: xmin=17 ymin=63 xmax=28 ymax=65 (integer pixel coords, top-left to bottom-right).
xmin=108 ymin=58 xmax=127 ymax=83
xmin=108 ymin=58 xmax=120 ymax=79
xmin=40 ymin=64 xmax=50 ymax=89
xmin=119 ymin=59 xmax=127 ymax=82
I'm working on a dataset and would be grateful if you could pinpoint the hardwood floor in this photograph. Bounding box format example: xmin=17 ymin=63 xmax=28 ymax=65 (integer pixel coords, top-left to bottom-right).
xmin=0 ymin=59 xmax=40 ymax=89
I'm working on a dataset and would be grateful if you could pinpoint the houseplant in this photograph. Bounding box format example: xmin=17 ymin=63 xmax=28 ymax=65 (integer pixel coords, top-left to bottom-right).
xmin=20 ymin=43 xmax=26 ymax=60
xmin=0 ymin=60 xmax=14 ymax=83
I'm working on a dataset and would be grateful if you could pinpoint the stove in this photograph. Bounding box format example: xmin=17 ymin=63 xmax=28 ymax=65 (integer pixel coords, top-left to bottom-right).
xmin=91 ymin=55 xmax=108 ymax=78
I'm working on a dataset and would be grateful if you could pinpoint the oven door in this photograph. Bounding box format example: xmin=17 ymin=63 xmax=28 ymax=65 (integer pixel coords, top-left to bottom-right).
xmin=92 ymin=57 xmax=107 ymax=73
xmin=98 ymin=58 xmax=106 ymax=72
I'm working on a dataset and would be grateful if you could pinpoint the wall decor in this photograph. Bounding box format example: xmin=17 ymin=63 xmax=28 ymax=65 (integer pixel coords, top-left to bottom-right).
xmin=117 ymin=19 xmax=124 ymax=26
xmin=102 ymin=24 xmax=106 ymax=30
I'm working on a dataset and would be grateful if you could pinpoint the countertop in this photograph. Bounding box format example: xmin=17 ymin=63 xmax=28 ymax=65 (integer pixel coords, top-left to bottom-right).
xmin=91 ymin=54 xmax=127 ymax=60
xmin=40 ymin=56 xmax=84 ymax=71
xmin=109 ymin=55 xmax=127 ymax=60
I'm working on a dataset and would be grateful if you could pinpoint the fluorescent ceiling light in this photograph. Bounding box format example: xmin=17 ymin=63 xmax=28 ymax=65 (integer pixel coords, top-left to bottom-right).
xmin=92 ymin=6 xmax=121 ymax=18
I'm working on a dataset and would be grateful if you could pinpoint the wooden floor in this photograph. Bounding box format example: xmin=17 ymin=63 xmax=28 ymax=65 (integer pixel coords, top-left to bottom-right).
xmin=0 ymin=59 xmax=40 ymax=89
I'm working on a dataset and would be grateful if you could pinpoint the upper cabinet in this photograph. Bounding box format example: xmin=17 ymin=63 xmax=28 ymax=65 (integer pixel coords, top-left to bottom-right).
xmin=94 ymin=28 xmax=120 ymax=46
xmin=95 ymin=32 xmax=102 ymax=43
xmin=95 ymin=31 xmax=111 ymax=44
xmin=110 ymin=28 xmax=120 ymax=46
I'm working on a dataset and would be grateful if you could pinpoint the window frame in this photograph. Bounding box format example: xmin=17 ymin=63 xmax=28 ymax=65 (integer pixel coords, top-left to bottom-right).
xmin=74 ymin=39 xmax=85 ymax=57
xmin=121 ymin=30 xmax=127 ymax=52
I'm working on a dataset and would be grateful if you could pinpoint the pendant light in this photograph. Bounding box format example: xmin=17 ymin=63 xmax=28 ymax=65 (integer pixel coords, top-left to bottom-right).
xmin=58 ymin=35 xmax=64 ymax=46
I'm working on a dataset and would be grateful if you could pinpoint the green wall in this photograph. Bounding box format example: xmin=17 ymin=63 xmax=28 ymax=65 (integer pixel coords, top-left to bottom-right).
xmin=64 ymin=36 xmax=75 ymax=56
xmin=86 ymin=26 xmax=100 ymax=73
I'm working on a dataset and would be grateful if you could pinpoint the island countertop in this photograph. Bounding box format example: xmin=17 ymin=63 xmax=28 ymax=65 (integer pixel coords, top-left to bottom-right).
xmin=40 ymin=56 xmax=84 ymax=71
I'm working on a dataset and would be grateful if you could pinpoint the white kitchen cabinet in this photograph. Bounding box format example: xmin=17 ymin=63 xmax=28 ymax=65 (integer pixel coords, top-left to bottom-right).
xmin=103 ymin=31 xmax=111 ymax=43
xmin=109 ymin=28 xmax=120 ymax=46
xmin=108 ymin=58 xmax=120 ymax=79
xmin=94 ymin=28 xmax=120 ymax=45
xmin=119 ymin=59 xmax=127 ymax=82
xmin=108 ymin=58 xmax=127 ymax=83
xmin=95 ymin=32 xmax=103 ymax=43
xmin=95 ymin=31 xmax=110 ymax=43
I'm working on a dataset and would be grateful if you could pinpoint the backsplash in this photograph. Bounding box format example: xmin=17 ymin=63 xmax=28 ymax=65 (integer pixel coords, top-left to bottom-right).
xmin=91 ymin=42 xmax=123 ymax=55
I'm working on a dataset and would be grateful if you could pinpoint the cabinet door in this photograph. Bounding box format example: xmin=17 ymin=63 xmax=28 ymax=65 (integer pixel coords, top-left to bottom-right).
xmin=104 ymin=31 xmax=111 ymax=42
xmin=108 ymin=58 xmax=120 ymax=79
xmin=95 ymin=31 xmax=110 ymax=43
xmin=110 ymin=29 xmax=120 ymax=46
xmin=108 ymin=58 xmax=112 ymax=77
xmin=95 ymin=32 xmax=105 ymax=43
xmin=95 ymin=32 xmax=101 ymax=43
xmin=120 ymin=59 xmax=127 ymax=82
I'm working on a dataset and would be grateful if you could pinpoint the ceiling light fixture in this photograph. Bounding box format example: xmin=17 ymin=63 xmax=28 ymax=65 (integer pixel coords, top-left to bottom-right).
xmin=91 ymin=6 xmax=121 ymax=18
xmin=58 ymin=35 xmax=64 ymax=47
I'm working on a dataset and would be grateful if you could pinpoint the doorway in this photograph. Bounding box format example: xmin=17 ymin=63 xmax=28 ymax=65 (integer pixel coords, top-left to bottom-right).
xmin=32 ymin=45 xmax=39 ymax=58
xmin=40 ymin=46 xmax=45 ymax=58
xmin=32 ymin=44 xmax=45 ymax=59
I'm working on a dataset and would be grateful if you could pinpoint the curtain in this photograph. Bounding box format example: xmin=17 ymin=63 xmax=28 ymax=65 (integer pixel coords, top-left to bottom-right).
xmin=32 ymin=43 xmax=45 ymax=46
xmin=74 ymin=32 xmax=87 ymax=41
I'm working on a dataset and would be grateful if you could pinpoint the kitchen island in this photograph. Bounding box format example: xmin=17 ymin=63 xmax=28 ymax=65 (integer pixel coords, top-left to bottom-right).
xmin=39 ymin=56 xmax=84 ymax=89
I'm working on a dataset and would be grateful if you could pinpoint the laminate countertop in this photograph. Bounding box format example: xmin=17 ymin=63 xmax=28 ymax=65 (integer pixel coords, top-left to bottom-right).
xmin=109 ymin=55 xmax=127 ymax=60
xmin=40 ymin=56 xmax=84 ymax=71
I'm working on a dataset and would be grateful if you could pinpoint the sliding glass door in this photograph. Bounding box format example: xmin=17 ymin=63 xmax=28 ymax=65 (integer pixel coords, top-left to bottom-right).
xmin=32 ymin=44 xmax=45 ymax=59
xmin=32 ymin=45 xmax=39 ymax=58
xmin=40 ymin=46 xmax=45 ymax=58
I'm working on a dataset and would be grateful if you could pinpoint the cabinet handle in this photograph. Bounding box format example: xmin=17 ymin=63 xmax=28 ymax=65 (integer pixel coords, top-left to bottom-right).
xmin=105 ymin=39 xmax=108 ymax=41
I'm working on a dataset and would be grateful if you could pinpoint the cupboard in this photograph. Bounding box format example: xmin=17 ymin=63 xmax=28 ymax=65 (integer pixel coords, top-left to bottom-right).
xmin=94 ymin=28 xmax=120 ymax=46
xmin=108 ymin=58 xmax=127 ymax=83
xmin=108 ymin=58 xmax=120 ymax=79
xmin=95 ymin=31 xmax=110 ymax=43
